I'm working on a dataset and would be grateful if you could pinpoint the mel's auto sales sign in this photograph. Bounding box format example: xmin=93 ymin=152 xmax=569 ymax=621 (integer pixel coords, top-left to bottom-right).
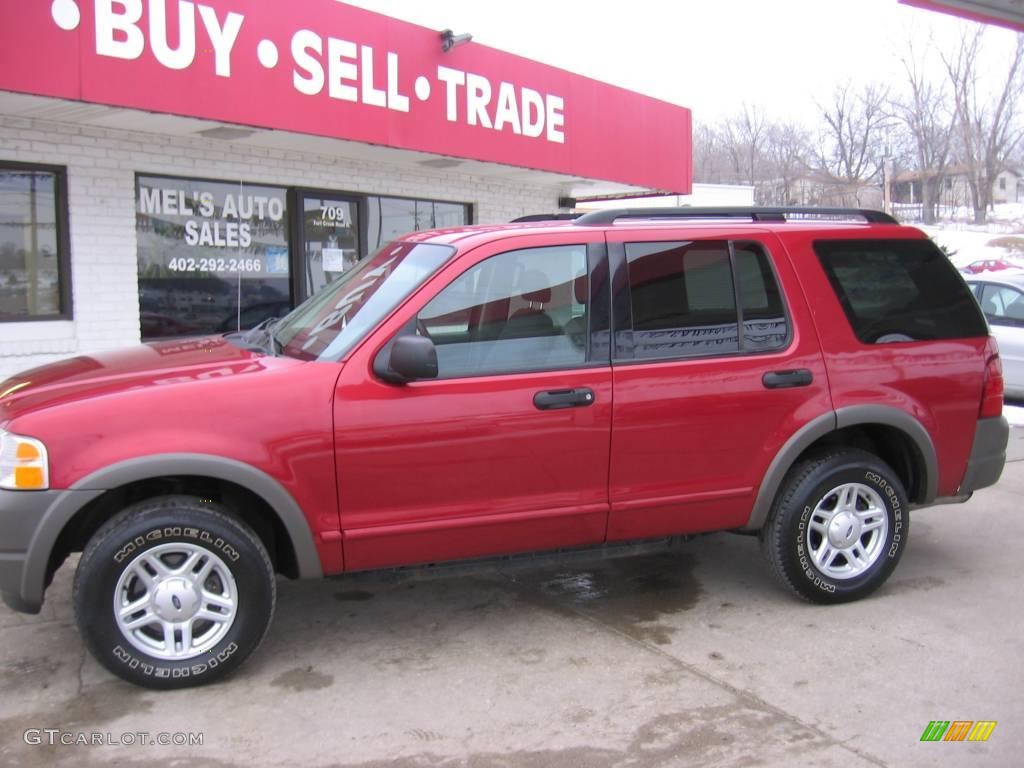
xmin=0 ymin=0 xmax=692 ymax=192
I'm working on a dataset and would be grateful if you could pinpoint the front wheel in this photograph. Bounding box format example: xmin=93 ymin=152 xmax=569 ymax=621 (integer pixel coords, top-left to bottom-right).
xmin=73 ymin=496 xmax=276 ymax=689
xmin=760 ymin=449 xmax=909 ymax=603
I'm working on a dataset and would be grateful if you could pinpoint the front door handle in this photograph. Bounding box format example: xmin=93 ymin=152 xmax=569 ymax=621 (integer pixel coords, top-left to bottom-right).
xmin=533 ymin=387 xmax=595 ymax=410
xmin=762 ymin=369 xmax=813 ymax=389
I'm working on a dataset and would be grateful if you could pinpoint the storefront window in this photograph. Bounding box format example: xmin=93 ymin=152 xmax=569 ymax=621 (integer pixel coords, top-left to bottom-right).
xmin=136 ymin=175 xmax=290 ymax=338
xmin=366 ymin=196 xmax=469 ymax=252
xmin=299 ymin=194 xmax=359 ymax=298
xmin=0 ymin=163 xmax=70 ymax=320
xmin=136 ymin=180 xmax=470 ymax=339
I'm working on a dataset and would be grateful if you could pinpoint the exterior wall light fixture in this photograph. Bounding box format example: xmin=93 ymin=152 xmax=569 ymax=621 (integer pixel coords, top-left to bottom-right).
xmin=440 ymin=29 xmax=473 ymax=52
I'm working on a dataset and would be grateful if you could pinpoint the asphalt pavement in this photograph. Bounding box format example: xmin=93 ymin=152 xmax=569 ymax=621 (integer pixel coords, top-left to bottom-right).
xmin=1 ymin=428 xmax=1022 ymax=768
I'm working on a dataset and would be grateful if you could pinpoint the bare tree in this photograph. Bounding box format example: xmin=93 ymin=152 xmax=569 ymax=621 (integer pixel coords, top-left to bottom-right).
xmin=761 ymin=122 xmax=812 ymax=205
xmin=692 ymin=122 xmax=729 ymax=184
xmin=721 ymin=104 xmax=769 ymax=186
xmin=816 ymin=82 xmax=891 ymax=204
xmin=891 ymin=39 xmax=955 ymax=223
xmin=693 ymin=113 xmax=812 ymax=203
xmin=941 ymin=29 xmax=1024 ymax=223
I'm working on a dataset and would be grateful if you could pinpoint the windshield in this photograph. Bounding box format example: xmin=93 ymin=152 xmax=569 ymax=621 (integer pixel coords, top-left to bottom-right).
xmin=273 ymin=242 xmax=454 ymax=361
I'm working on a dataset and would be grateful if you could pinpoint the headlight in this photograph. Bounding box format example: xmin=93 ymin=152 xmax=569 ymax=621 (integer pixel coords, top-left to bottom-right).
xmin=0 ymin=429 xmax=49 ymax=490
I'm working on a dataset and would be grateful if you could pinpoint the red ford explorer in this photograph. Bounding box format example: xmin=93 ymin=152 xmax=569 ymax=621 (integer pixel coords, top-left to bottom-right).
xmin=0 ymin=207 xmax=1008 ymax=688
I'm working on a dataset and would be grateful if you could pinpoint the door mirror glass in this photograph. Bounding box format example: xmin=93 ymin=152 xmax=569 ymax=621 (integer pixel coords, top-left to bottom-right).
xmin=377 ymin=335 xmax=438 ymax=383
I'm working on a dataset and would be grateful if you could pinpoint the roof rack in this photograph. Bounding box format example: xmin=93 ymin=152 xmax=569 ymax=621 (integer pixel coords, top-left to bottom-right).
xmin=509 ymin=213 xmax=582 ymax=222
xmin=570 ymin=206 xmax=898 ymax=226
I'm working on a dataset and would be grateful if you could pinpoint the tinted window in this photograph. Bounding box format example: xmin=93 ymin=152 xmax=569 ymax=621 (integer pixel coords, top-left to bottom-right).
xmin=417 ymin=245 xmax=588 ymax=378
xmin=0 ymin=164 xmax=68 ymax=319
xmin=980 ymin=284 xmax=1024 ymax=326
xmin=735 ymin=243 xmax=789 ymax=351
xmin=625 ymin=241 xmax=738 ymax=358
xmin=623 ymin=240 xmax=788 ymax=359
xmin=815 ymin=239 xmax=987 ymax=343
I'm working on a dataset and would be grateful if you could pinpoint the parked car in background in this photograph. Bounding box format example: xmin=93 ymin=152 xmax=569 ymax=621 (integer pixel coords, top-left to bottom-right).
xmin=140 ymin=312 xmax=203 ymax=338
xmin=967 ymin=274 xmax=1024 ymax=399
xmin=961 ymin=258 xmax=1017 ymax=275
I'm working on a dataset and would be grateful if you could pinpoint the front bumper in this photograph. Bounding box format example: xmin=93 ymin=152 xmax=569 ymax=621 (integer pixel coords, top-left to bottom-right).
xmin=0 ymin=488 xmax=103 ymax=614
xmin=959 ymin=416 xmax=1010 ymax=495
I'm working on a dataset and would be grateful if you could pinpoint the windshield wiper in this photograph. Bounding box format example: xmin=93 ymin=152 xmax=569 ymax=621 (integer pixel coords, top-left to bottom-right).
xmin=267 ymin=320 xmax=284 ymax=356
xmin=225 ymin=316 xmax=282 ymax=356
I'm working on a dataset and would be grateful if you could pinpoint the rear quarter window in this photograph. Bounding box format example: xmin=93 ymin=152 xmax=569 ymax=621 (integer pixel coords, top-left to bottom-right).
xmin=814 ymin=239 xmax=987 ymax=343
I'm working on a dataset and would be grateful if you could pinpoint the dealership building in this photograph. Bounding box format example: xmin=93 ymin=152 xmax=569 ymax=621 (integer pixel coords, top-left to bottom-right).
xmin=0 ymin=0 xmax=692 ymax=377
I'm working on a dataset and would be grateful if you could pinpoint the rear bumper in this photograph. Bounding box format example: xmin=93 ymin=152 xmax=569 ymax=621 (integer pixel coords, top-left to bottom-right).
xmin=959 ymin=416 xmax=1010 ymax=495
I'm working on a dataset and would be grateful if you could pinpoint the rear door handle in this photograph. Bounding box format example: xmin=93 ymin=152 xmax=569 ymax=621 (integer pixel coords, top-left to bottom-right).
xmin=533 ymin=387 xmax=595 ymax=410
xmin=762 ymin=369 xmax=813 ymax=389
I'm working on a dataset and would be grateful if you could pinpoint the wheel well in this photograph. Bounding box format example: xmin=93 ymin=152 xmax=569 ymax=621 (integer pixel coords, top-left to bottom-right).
xmin=797 ymin=424 xmax=925 ymax=503
xmin=47 ymin=475 xmax=300 ymax=586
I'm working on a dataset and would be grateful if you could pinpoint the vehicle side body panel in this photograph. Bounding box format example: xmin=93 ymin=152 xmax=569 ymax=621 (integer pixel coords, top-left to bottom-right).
xmin=781 ymin=227 xmax=988 ymax=497
xmin=333 ymin=230 xmax=613 ymax=570
xmin=1 ymin=341 xmax=345 ymax=574
xmin=603 ymin=229 xmax=834 ymax=539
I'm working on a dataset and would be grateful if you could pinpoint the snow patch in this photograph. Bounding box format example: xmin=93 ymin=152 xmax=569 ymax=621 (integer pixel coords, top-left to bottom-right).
xmin=1005 ymin=405 xmax=1024 ymax=428
xmin=915 ymin=204 xmax=1024 ymax=269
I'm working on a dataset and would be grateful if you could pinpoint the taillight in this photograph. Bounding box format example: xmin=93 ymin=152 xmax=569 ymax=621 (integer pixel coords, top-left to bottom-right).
xmin=980 ymin=337 xmax=1004 ymax=419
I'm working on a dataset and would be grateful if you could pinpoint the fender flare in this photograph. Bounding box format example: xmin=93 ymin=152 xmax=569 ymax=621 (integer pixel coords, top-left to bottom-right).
xmin=743 ymin=406 xmax=938 ymax=531
xmin=21 ymin=454 xmax=324 ymax=605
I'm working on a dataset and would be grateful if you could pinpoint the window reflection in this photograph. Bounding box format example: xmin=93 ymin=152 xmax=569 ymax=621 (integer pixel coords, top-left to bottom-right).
xmin=136 ymin=176 xmax=290 ymax=338
xmin=301 ymin=196 xmax=359 ymax=297
xmin=367 ymin=196 xmax=469 ymax=251
xmin=0 ymin=166 xmax=64 ymax=318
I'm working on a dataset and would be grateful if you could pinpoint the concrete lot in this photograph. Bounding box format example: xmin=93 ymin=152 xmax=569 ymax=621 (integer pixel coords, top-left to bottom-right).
xmin=1 ymin=429 xmax=1022 ymax=768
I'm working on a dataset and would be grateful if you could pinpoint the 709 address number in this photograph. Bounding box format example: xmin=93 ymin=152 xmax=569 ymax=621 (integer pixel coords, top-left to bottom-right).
xmin=168 ymin=258 xmax=263 ymax=273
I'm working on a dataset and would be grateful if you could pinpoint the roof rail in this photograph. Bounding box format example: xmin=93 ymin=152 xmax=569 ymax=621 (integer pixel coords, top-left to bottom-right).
xmin=571 ymin=206 xmax=899 ymax=226
xmin=509 ymin=213 xmax=582 ymax=222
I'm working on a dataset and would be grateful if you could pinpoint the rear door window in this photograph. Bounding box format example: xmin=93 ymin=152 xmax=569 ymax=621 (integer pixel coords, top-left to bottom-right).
xmin=814 ymin=239 xmax=987 ymax=343
xmin=621 ymin=240 xmax=789 ymax=360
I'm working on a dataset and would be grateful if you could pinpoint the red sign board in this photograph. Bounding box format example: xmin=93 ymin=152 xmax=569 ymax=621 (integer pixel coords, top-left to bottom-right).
xmin=0 ymin=1 xmax=692 ymax=192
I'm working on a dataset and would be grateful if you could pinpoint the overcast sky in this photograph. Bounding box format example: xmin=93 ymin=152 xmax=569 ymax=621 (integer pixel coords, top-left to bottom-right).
xmin=342 ymin=0 xmax=1020 ymax=127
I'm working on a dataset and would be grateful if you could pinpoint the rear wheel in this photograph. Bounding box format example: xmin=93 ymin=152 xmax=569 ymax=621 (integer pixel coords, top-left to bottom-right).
xmin=760 ymin=449 xmax=909 ymax=603
xmin=73 ymin=496 xmax=276 ymax=689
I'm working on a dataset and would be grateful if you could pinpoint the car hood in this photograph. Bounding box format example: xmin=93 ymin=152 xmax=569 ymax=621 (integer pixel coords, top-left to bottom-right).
xmin=0 ymin=337 xmax=299 ymax=423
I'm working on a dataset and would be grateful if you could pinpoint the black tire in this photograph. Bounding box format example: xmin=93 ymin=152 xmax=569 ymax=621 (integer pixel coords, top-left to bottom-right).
xmin=73 ymin=495 xmax=276 ymax=689
xmin=760 ymin=449 xmax=909 ymax=604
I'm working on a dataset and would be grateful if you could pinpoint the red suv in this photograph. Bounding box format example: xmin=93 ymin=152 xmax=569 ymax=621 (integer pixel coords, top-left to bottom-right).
xmin=0 ymin=207 xmax=1008 ymax=689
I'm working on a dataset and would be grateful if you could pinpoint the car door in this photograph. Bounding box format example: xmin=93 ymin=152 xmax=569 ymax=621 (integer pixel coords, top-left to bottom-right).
xmin=978 ymin=282 xmax=1024 ymax=397
xmin=604 ymin=229 xmax=832 ymax=540
xmin=332 ymin=231 xmax=613 ymax=571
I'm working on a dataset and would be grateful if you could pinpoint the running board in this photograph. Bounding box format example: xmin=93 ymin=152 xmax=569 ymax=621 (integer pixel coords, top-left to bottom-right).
xmin=327 ymin=536 xmax=694 ymax=584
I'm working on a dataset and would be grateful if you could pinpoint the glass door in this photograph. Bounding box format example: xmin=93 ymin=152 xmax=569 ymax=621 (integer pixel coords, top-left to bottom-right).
xmin=297 ymin=192 xmax=361 ymax=300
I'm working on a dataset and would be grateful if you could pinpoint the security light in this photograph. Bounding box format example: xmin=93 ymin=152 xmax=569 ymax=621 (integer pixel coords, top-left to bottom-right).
xmin=440 ymin=29 xmax=472 ymax=52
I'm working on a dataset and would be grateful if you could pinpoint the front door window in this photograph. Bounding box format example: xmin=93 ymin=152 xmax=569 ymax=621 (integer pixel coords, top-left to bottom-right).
xmin=417 ymin=244 xmax=589 ymax=377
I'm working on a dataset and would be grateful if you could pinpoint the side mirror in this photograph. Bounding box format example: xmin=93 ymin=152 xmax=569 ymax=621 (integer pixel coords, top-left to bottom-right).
xmin=375 ymin=335 xmax=438 ymax=384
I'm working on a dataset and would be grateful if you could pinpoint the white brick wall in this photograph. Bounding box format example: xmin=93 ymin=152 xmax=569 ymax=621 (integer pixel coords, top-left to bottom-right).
xmin=1 ymin=115 xmax=565 ymax=379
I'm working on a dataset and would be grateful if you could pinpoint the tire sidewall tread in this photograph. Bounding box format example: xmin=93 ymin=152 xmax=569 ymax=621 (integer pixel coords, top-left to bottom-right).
xmin=73 ymin=495 xmax=276 ymax=690
xmin=760 ymin=449 xmax=910 ymax=604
